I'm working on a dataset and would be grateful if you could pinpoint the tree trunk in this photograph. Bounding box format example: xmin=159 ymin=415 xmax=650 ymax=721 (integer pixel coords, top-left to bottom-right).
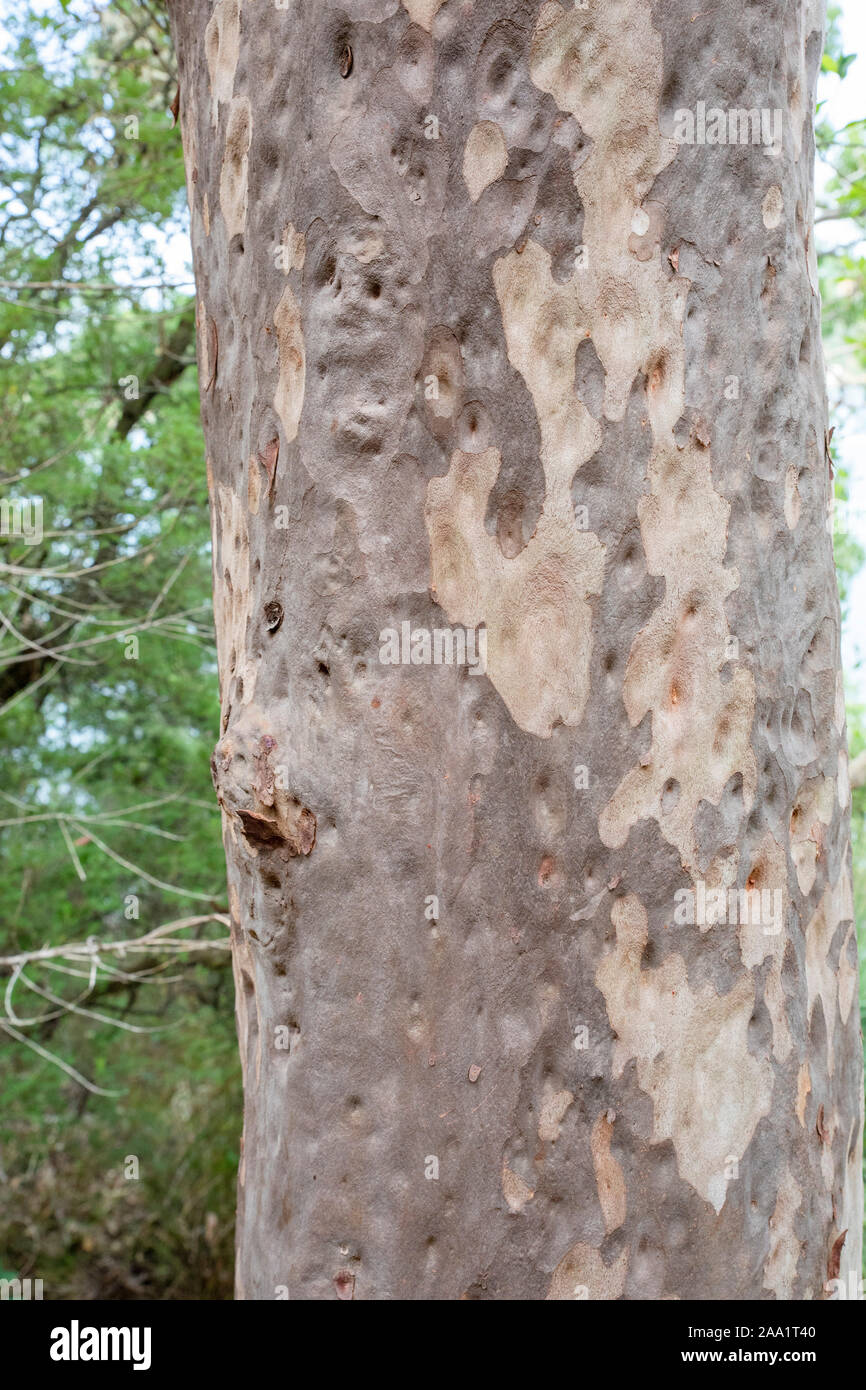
xmin=169 ymin=0 xmax=862 ymax=1300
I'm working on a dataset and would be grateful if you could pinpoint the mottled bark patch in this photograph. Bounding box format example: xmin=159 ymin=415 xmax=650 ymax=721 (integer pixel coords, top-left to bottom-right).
xmin=212 ymin=483 xmax=257 ymax=716
xmin=546 ymin=1242 xmax=628 ymax=1301
xmin=426 ymin=445 xmax=604 ymax=736
xmin=791 ymin=774 xmax=835 ymax=894
xmin=537 ymin=1082 xmax=573 ymax=1144
xmin=401 ymin=0 xmax=444 ymax=32
xmin=596 ymin=894 xmax=772 ymax=1212
xmin=273 ymin=285 xmax=305 ymax=443
xmin=763 ymin=1166 xmax=802 ymax=1299
xmin=219 ymin=95 xmax=251 ymax=239
xmin=501 ymin=1160 xmax=534 ymax=1214
xmin=590 ymin=1110 xmax=627 ymax=1234
xmin=463 ymin=121 xmax=508 ymax=202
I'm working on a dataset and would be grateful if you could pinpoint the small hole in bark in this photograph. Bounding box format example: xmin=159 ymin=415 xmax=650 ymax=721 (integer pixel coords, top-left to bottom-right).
xmin=264 ymin=600 xmax=284 ymax=632
xmin=340 ymin=45 xmax=353 ymax=78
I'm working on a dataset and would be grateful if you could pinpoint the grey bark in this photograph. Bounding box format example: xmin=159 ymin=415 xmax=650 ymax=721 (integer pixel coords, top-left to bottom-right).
xmin=169 ymin=0 xmax=862 ymax=1300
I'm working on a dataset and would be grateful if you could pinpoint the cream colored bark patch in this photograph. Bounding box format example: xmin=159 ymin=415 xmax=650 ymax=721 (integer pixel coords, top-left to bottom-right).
xmin=219 ymin=96 xmax=251 ymax=239
xmin=762 ymin=185 xmax=784 ymax=230
xmin=273 ymin=284 xmax=306 ymax=443
xmin=521 ymin=2 xmax=757 ymax=827
xmin=763 ymin=1167 xmax=802 ymax=1299
xmin=429 ymin=0 xmax=685 ymax=739
xmin=463 ymin=122 xmax=508 ymax=202
xmin=426 ymin=445 xmax=604 ymax=736
xmin=784 ymin=464 xmax=801 ymax=529
xmin=278 ymin=222 xmax=306 ymax=276
xmin=596 ymin=895 xmax=772 ymax=1213
xmin=529 ymin=1 xmax=680 ymax=418
xmin=425 ymin=238 xmax=608 ymax=737
xmin=596 ymin=406 xmax=757 ymax=871
xmin=205 ymin=0 xmax=242 ymax=127
xmin=501 ymin=1160 xmax=534 ymax=1213
xmin=494 ymin=243 xmax=605 ymax=497
xmin=401 ymin=0 xmax=445 ymax=31
xmin=597 ymin=471 xmax=757 ymax=872
xmin=591 ymin=1111 xmax=627 ymax=1233
xmin=213 ymin=483 xmax=257 ymax=714
xmin=196 ymin=299 xmax=212 ymax=392
xmin=547 ymin=1242 xmax=628 ymax=1301
xmin=247 ymin=455 xmax=262 ymax=516
xmin=338 ymin=231 xmax=384 ymax=265
xmin=795 ymin=1063 xmax=811 ymax=1126
xmin=790 ymin=775 xmax=834 ymax=895
xmin=538 ymin=1083 xmax=574 ymax=1143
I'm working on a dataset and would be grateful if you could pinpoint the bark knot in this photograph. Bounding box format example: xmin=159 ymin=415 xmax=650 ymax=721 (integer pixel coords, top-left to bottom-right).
xmin=212 ymin=731 xmax=317 ymax=858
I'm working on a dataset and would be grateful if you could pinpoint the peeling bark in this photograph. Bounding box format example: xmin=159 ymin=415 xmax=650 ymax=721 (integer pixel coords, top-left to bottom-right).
xmin=169 ymin=0 xmax=862 ymax=1299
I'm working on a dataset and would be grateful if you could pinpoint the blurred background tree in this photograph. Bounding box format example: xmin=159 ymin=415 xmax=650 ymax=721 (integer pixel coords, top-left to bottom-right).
xmin=0 ymin=0 xmax=863 ymax=1297
xmin=0 ymin=0 xmax=236 ymax=1299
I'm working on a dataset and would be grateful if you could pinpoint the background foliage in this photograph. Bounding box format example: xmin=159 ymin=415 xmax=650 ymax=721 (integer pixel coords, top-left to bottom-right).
xmin=0 ymin=0 xmax=863 ymax=1298
xmin=0 ymin=0 xmax=237 ymax=1299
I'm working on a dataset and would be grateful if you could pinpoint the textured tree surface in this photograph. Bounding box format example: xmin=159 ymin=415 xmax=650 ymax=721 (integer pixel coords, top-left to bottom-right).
xmin=169 ymin=0 xmax=863 ymax=1299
